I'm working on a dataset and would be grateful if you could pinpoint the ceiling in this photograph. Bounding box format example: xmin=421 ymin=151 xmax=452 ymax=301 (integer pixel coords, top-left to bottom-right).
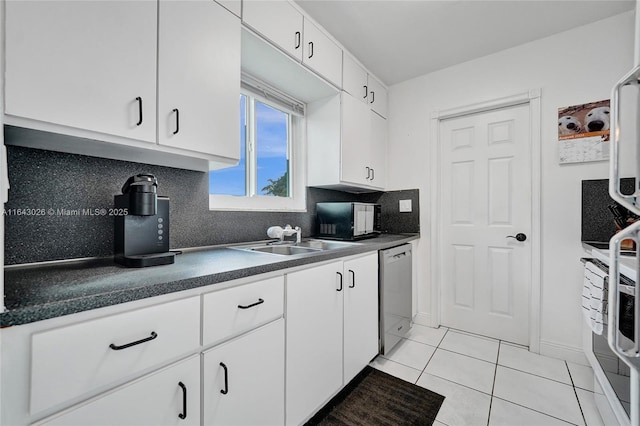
xmin=294 ymin=0 xmax=635 ymax=86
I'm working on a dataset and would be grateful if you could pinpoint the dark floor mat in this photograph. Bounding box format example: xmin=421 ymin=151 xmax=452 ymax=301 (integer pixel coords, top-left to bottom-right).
xmin=306 ymin=366 xmax=445 ymax=426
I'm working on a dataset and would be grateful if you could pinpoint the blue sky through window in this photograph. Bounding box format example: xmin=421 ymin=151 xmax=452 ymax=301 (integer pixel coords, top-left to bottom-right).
xmin=209 ymin=95 xmax=290 ymax=197
xmin=256 ymin=101 xmax=288 ymax=196
xmin=209 ymin=95 xmax=247 ymax=196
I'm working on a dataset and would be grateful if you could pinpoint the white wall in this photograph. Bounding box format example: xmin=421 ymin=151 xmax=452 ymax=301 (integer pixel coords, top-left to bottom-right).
xmin=387 ymin=11 xmax=636 ymax=361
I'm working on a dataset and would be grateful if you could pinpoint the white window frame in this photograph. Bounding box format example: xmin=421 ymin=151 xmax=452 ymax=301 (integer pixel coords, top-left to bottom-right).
xmin=209 ymin=90 xmax=306 ymax=212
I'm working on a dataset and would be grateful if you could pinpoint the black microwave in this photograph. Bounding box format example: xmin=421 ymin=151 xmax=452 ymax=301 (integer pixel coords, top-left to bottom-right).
xmin=316 ymin=202 xmax=381 ymax=240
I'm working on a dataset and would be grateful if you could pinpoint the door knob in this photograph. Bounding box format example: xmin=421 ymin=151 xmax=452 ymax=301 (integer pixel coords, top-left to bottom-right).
xmin=506 ymin=233 xmax=527 ymax=242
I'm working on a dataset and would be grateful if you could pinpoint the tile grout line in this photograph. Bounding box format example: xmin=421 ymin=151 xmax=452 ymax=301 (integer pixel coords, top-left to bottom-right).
xmin=487 ymin=341 xmax=502 ymax=426
xmin=566 ymin=360 xmax=588 ymax=426
xmin=415 ymin=328 xmax=450 ymax=384
xmin=435 ymin=346 xmax=499 ymax=366
xmin=498 ymin=363 xmax=575 ymax=387
xmin=491 ymin=396 xmax=580 ymax=426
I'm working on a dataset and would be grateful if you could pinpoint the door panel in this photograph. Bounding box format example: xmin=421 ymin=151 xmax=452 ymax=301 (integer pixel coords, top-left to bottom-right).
xmin=440 ymin=104 xmax=531 ymax=345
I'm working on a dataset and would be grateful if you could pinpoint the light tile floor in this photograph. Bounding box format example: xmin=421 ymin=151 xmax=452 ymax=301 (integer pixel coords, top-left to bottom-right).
xmin=370 ymin=325 xmax=605 ymax=426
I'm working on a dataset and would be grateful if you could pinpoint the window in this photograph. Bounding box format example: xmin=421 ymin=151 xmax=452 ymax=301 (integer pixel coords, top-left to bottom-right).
xmin=209 ymin=87 xmax=305 ymax=211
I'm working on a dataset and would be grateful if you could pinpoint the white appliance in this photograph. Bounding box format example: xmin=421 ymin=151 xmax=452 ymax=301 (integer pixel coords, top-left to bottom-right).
xmin=605 ymin=3 xmax=640 ymax=425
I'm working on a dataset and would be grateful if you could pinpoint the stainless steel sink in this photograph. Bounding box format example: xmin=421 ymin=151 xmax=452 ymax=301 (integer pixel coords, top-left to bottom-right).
xmin=249 ymin=245 xmax=321 ymax=255
xmin=295 ymin=240 xmax=360 ymax=250
xmin=231 ymin=239 xmax=361 ymax=256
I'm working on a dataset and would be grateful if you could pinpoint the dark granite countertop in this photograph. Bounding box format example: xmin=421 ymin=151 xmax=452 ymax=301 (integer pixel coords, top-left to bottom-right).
xmin=1 ymin=234 xmax=418 ymax=327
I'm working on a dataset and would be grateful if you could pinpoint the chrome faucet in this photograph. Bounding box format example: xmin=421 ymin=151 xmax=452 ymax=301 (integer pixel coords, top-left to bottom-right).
xmin=267 ymin=225 xmax=301 ymax=244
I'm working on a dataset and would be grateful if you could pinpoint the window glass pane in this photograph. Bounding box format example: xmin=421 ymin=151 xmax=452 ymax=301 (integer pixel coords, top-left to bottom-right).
xmin=209 ymin=95 xmax=247 ymax=196
xmin=256 ymin=101 xmax=289 ymax=197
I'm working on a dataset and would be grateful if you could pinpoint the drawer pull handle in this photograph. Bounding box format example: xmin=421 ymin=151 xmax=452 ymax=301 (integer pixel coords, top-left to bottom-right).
xmin=337 ymin=272 xmax=343 ymax=292
xmin=294 ymin=31 xmax=301 ymax=49
xmin=349 ymin=269 xmax=356 ymax=288
xmin=109 ymin=331 xmax=157 ymax=350
xmin=220 ymin=362 xmax=229 ymax=395
xmin=173 ymin=108 xmax=180 ymax=135
xmin=135 ymin=96 xmax=143 ymax=126
xmin=237 ymin=298 xmax=264 ymax=309
xmin=178 ymin=381 xmax=187 ymax=420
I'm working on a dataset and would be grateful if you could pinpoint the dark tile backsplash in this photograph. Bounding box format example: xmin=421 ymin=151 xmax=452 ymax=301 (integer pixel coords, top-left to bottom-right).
xmin=581 ymin=177 xmax=636 ymax=245
xmin=4 ymin=127 xmax=419 ymax=264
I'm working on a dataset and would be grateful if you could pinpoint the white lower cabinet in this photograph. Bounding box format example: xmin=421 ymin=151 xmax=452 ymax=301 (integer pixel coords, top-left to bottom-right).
xmin=286 ymin=253 xmax=379 ymax=425
xmin=286 ymin=261 xmax=344 ymax=426
xmin=203 ymin=319 xmax=285 ymax=425
xmin=37 ymin=356 xmax=200 ymax=426
xmin=343 ymin=253 xmax=379 ymax=384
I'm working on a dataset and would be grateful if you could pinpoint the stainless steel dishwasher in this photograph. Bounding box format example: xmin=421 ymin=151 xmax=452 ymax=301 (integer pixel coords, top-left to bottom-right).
xmin=379 ymin=244 xmax=412 ymax=355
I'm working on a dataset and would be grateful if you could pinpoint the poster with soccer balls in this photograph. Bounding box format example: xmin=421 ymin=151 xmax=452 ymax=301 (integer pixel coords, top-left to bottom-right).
xmin=558 ymin=99 xmax=610 ymax=164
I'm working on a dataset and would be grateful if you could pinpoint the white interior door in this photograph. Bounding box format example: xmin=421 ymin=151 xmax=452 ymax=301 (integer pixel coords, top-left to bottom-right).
xmin=440 ymin=103 xmax=531 ymax=345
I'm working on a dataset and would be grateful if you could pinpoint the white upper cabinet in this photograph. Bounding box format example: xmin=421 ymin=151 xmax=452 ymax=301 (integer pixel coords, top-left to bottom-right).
xmin=302 ymin=18 xmax=343 ymax=88
xmin=307 ymin=93 xmax=386 ymax=192
xmin=342 ymin=54 xmax=388 ymax=117
xmin=243 ymin=1 xmax=342 ymax=88
xmin=158 ymin=0 xmax=240 ymax=160
xmin=370 ymin=110 xmax=387 ymax=188
xmin=367 ymin=75 xmax=388 ymax=118
xmin=343 ymin=54 xmax=369 ymax=102
xmin=4 ymin=1 xmax=157 ymax=143
xmin=341 ymin=93 xmax=372 ymax=187
xmin=242 ymin=1 xmax=304 ymax=61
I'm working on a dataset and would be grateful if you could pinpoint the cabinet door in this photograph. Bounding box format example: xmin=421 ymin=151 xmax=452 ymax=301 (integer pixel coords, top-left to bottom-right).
xmin=5 ymin=1 xmax=157 ymax=143
xmin=343 ymin=254 xmax=379 ymax=384
xmin=203 ymin=320 xmax=285 ymax=426
xmin=38 ymin=356 xmax=200 ymax=426
xmin=286 ymin=261 xmax=344 ymax=426
xmin=367 ymin=76 xmax=388 ymax=118
xmin=343 ymin=55 xmax=368 ymax=102
xmin=369 ymin=111 xmax=387 ymax=190
xmin=340 ymin=93 xmax=371 ymax=187
xmin=243 ymin=1 xmax=303 ymax=61
xmin=302 ymin=19 xmax=343 ymax=87
xmin=158 ymin=0 xmax=240 ymax=160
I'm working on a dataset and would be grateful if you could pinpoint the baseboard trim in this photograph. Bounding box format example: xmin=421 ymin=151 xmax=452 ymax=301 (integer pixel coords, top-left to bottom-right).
xmin=539 ymin=339 xmax=588 ymax=365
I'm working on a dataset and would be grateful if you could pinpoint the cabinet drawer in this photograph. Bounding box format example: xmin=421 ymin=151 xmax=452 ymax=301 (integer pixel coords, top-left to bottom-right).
xmin=36 ymin=355 xmax=200 ymax=426
xmin=203 ymin=276 xmax=284 ymax=346
xmin=30 ymin=297 xmax=200 ymax=414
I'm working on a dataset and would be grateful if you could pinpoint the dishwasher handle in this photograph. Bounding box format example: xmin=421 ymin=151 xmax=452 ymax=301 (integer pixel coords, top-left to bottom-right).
xmin=383 ymin=248 xmax=412 ymax=264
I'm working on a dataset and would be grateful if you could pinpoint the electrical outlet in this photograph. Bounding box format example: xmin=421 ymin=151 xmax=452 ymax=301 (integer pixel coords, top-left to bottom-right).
xmin=399 ymin=199 xmax=412 ymax=212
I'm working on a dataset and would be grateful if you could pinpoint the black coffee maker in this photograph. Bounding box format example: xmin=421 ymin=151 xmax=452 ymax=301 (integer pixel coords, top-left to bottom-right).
xmin=114 ymin=174 xmax=175 ymax=267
